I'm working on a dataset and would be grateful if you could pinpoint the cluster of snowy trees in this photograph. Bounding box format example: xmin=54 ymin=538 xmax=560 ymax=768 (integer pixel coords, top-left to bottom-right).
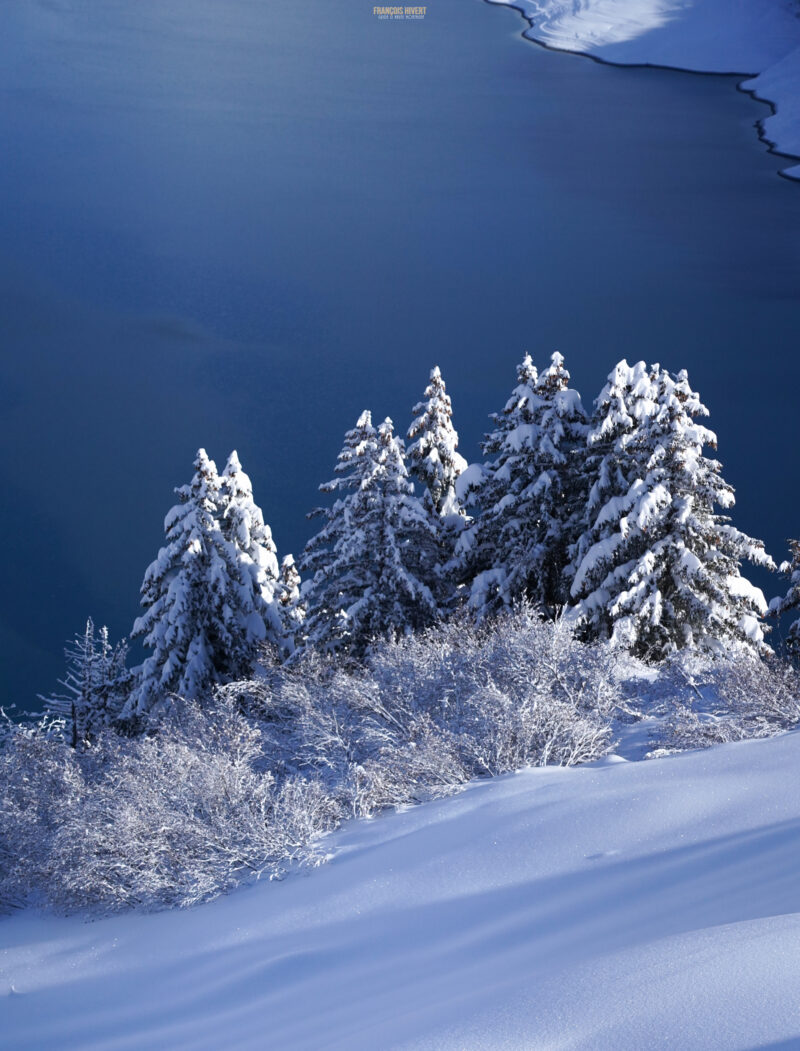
xmin=5 ymin=352 xmax=799 ymax=914
xmin=41 ymin=352 xmax=795 ymax=743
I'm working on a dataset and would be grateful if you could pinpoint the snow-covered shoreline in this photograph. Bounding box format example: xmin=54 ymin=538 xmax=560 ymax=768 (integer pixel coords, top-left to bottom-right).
xmin=487 ymin=0 xmax=800 ymax=177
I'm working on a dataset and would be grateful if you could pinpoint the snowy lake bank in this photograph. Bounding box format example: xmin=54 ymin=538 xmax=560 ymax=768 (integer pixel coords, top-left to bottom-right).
xmin=487 ymin=0 xmax=800 ymax=177
xmin=1 ymin=0 xmax=800 ymax=706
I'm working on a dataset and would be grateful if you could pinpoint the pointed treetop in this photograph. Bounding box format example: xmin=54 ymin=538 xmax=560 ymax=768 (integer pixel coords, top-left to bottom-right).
xmin=224 ymin=449 xmax=243 ymax=475
xmin=222 ymin=449 xmax=256 ymax=501
xmin=502 ymin=357 xmax=538 ymax=414
xmin=195 ymin=447 xmax=213 ymax=469
xmin=190 ymin=447 xmax=219 ymax=490
xmin=536 ymin=352 xmax=570 ymax=394
xmin=517 ymin=354 xmax=537 ymax=386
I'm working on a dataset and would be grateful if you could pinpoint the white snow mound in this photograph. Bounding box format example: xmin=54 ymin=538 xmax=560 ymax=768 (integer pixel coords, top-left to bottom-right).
xmin=488 ymin=0 xmax=800 ymax=177
xmin=4 ymin=730 xmax=800 ymax=1048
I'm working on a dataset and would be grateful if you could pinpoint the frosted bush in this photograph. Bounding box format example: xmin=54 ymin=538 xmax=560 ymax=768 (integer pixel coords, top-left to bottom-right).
xmin=648 ymin=651 xmax=800 ymax=755
xmin=1 ymin=608 xmax=618 ymax=915
xmin=0 ymin=699 xmax=338 ymax=913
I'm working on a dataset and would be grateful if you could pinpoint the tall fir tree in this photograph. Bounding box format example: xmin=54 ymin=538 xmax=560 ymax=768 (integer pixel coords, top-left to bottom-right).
xmin=569 ymin=359 xmax=661 ymax=576
xmin=300 ymin=412 xmax=440 ymax=657
xmin=123 ymin=449 xmax=266 ymax=722
xmin=453 ymin=352 xmax=588 ymax=619
xmin=407 ymin=366 xmax=467 ymax=518
xmin=407 ymin=365 xmax=468 ymax=608
xmin=220 ymin=450 xmax=285 ymax=652
xmin=40 ymin=618 xmax=129 ymax=747
xmin=569 ymin=364 xmax=774 ymax=657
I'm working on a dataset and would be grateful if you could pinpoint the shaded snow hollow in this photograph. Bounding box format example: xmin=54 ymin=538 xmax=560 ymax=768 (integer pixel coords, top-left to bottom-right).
xmin=4 ymin=732 xmax=800 ymax=1048
xmin=487 ymin=0 xmax=800 ymax=178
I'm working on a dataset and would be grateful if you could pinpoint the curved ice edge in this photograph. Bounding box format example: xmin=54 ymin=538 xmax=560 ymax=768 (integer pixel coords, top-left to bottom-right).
xmin=484 ymin=0 xmax=800 ymax=181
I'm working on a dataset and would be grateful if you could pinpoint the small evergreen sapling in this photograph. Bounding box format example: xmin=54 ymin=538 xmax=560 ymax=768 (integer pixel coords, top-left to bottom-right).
xmin=40 ymin=618 xmax=129 ymax=747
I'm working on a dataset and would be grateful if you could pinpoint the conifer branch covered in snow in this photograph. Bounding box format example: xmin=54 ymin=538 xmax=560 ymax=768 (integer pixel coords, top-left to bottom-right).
xmin=769 ymin=539 xmax=800 ymax=654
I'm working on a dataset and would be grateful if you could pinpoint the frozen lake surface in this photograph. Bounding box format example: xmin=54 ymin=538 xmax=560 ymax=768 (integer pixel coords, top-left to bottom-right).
xmin=1 ymin=0 xmax=800 ymax=705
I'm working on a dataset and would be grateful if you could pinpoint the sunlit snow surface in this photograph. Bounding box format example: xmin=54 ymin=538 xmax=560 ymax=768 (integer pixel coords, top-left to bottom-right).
xmin=3 ymin=732 xmax=800 ymax=1048
xmin=488 ymin=0 xmax=800 ymax=177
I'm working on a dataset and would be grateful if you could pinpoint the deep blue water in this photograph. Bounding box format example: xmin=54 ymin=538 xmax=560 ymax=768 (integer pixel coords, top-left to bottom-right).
xmin=1 ymin=0 xmax=800 ymax=707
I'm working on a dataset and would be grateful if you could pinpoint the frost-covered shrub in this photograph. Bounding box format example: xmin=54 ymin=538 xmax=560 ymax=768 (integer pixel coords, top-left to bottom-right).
xmin=0 ymin=699 xmax=338 ymax=913
xmin=2 ymin=608 xmax=617 ymax=915
xmin=243 ymin=605 xmax=617 ymax=805
xmin=647 ymin=651 xmax=800 ymax=756
xmin=0 ymin=729 xmax=77 ymax=910
xmin=366 ymin=605 xmax=625 ymax=726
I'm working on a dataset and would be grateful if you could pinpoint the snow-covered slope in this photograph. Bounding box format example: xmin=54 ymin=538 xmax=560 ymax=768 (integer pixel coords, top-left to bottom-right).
xmin=488 ymin=0 xmax=800 ymax=177
xmin=4 ymin=731 xmax=800 ymax=1049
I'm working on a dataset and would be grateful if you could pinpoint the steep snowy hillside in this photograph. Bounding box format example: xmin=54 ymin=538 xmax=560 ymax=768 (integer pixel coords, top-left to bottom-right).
xmin=3 ymin=731 xmax=800 ymax=1049
xmin=487 ymin=0 xmax=800 ymax=176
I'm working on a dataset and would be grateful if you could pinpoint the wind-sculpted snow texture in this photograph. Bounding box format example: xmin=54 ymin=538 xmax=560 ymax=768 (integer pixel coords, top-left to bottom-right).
xmin=4 ymin=730 xmax=800 ymax=1049
xmin=487 ymin=0 xmax=800 ymax=177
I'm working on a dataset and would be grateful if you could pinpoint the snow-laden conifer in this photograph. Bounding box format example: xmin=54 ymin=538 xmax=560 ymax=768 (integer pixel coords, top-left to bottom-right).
xmin=277 ymin=554 xmax=305 ymax=652
xmin=124 ymin=450 xmax=265 ymax=721
xmin=301 ymin=412 xmax=439 ymax=657
xmin=407 ymin=366 xmax=467 ymax=518
xmin=220 ymin=451 xmax=285 ymax=651
xmin=453 ymin=353 xmax=588 ymax=618
xmin=570 ymin=365 xmax=774 ymax=657
xmin=40 ymin=619 xmax=129 ymax=747
xmin=569 ymin=359 xmax=660 ymax=570
xmin=769 ymin=540 xmax=800 ymax=653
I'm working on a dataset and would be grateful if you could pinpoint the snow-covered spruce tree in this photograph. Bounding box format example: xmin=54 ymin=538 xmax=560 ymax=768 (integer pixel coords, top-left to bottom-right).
xmin=123 ymin=450 xmax=267 ymax=723
xmin=277 ymin=554 xmax=305 ymax=652
xmin=453 ymin=353 xmax=589 ymax=619
xmin=769 ymin=539 xmax=800 ymax=654
xmin=569 ymin=365 xmax=774 ymax=658
xmin=407 ymin=366 xmax=468 ymax=607
xmin=300 ymin=412 xmax=440 ymax=658
xmin=567 ymin=359 xmax=661 ymax=625
xmin=407 ymin=366 xmax=467 ymax=518
xmin=40 ymin=619 xmax=129 ymax=747
xmin=219 ymin=451 xmax=285 ymax=652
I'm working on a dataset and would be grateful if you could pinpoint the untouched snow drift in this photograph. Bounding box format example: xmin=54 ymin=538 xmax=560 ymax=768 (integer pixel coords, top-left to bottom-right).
xmin=488 ymin=0 xmax=800 ymax=177
xmin=4 ymin=732 xmax=800 ymax=1049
